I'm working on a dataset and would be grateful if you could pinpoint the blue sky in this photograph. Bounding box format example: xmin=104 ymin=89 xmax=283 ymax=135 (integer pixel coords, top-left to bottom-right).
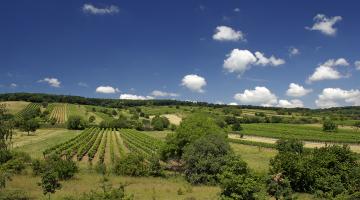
xmin=1 ymin=0 xmax=360 ymax=108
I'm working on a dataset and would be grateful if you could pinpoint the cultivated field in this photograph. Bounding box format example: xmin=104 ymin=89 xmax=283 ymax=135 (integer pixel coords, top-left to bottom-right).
xmin=49 ymin=103 xmax=68 ymax=123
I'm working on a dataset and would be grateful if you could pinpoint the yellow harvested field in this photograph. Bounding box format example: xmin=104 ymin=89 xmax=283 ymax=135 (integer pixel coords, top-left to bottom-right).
xmin=150 ymin=114 xmax=182 ymax=125
xmin=0 ymin=101 xmax=30 ymax=114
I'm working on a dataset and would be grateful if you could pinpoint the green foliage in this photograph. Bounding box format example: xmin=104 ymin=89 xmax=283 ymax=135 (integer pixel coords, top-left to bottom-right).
xmin=151 ymin=115 xmax=170 ymax=131
xmin=113 ymin=153 xmax=148 ymax=176
xmin=182 ymin=134 xmax=230 ymax=185
xmin=49 ymin=117 xmax=57 ymax=125
xmin=19 ymin=118 xmax=39 ymax=135
xmin=39 ymin=170 xmax=61 ymax=198
xmin=266 ymin=173 xmax=293 ymax=200
xmin=275 ymin=139 xmax=304 ymax=154
xmin=219 ymin=155 xmax=260 ymax=200
xmin=148 ymin=155 xmax=164 ymax=177
xmin=32 ymin=154 xmax=78 ymax=181
xmin=270 ymin=140 xmax=360 ymax=198
xmin=161 ymin=113 xmax=224 ymax=160
xmin=232 ymin=121 xmax=243 ymax=132
xmin=67 ymin=115 xmax=87 ymax=130
xmin=323 ymin=120 xmax=338 ymax=132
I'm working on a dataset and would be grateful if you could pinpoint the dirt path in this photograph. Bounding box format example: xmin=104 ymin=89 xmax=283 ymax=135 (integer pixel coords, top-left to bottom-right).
xmin=112 ymin=130 xmax=121 ymax=160
xmin=104 ymin=130 xmax=112 ymax=165
xmin=115 ymin=131 xmax=129 ymax=154
xmin=228 ymin=134 xmax=360 ymax=153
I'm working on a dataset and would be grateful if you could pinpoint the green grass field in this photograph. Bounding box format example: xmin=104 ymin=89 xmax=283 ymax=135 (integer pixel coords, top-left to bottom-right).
xmin=242 ymin=123 xmax=360 ymax=143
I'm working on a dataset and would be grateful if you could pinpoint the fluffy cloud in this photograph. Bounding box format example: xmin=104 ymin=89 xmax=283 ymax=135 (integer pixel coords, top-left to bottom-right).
xmin=277 ymin=99 xmax=304 ymax=108
xmin=307 ymin=58 xmax=349 ymax=83
xmin=289 ymin=47 xmax=300 ymax=56
xmin=10 ymin=83 xmax=17 ymax=87
xmin=82 ymin=3 xmax=119 ymax=15
xmin=355 ymin=61 xmax=360 ymax=70
xmin=119 ymin=94 xmax=154 ymax=100
xmin=286 ymin=83 xmax=312 ymax=97
xmin=234 ymin=86 xmax=277 ymax=107
xmin=234 ymin=8 xmax=240 ymax=12
xmin=213 ymin=26 xmax=245 ymax=41
xmin=95 ymin=86 xmax=120 ymax=94
xmin=39 ymin=78 xmax=61 ymax=88
xmin=255 ymin=52 xmax=285 ymax=66
xmin=181 ymin=74 xmax=207 ymax=93
xmin=315 ymin=88 xmax=360 ymax=108
xmin=151 ymin=90 xmax=179 ymax=97
xmin=306 ymin=14 xmax=342 ymax=36
xmin=228 ymin=102 xmax=238 ymax=106
xmin=223 ymin=49 xmax=285 ymax=75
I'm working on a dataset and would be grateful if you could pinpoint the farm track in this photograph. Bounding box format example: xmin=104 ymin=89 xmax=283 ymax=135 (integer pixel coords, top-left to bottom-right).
xmin=104 ymin=130 xmax=112 ymax=165
xmin=228 ymin=134 xmax=360 ymax=153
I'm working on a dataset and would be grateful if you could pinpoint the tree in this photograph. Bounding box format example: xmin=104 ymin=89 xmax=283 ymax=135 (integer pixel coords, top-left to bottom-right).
xmin=113 ymin=153 xmax=148 ymax=176
xmin=88 ymin=115 xmax=95 ymax=123
xmin=20 ymin=118 xmax=39 ymax=135
xmin=39 ymin=170 xmax=61 ymax=200
xmin=232 ymin=121 xmax=243 ymax=132
xmin=161 ymin=113 xmax=224 ymax=160
xmin=219 ymin=155 xmax=260 ymax=200
xmin=182 ymin=133 xmax=230 ymax=184
xmin=67 ymin=115 xmax=87 ymax=130
xmin=151 ymin=115 xmax=170 ymax=131
xmin=323 ymin=120 xmax=338 ymax=132
xmin=267 ymin=173 xmax=293 ymax=200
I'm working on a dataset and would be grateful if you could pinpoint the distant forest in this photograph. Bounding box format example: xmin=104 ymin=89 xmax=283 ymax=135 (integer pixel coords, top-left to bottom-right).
xmin=0 ymin=92 xmax=360 ymax=117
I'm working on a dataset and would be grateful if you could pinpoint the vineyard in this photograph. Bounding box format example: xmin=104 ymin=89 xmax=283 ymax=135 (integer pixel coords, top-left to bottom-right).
xmin=49 ymin=103 xmax=68 ymax=124
xmin=15 ymin=103 xmax=41 ymax=119
xmin=43 ymin=128 xmax=163 ymax=167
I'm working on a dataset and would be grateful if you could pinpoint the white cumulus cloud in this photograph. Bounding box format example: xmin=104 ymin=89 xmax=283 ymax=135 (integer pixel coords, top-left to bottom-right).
xmin=95 ymin=86 xmax=120 ymax=94
xmin=286 ymin=83 xmax=312 ymax=97
xmin=307 ymin=58 xmax=349 ymax=83
xmin=38 ymin=78 xmax=61 ymax=88
xmin=10 ymin=83 xmax=17 ymax=88
xmin=306 ymin=14 xmax=342 ymax=36
xmin=289 ymin=47 xmax=300 ymax=57
xmin=213 ymin=26 xmax=245 ymax=42
xmin=234 ymin=86 xmax=278 ymax=107
xmin=82 ymin=3 xmax=119 ymax=15
xmin=355 ymin=61 xmax=360 ymax=70
xmin=151 ymin=90 xmax=179 ymax=97
xmin=255 ymin=52 xmax=285 ymax=66
xmin=277 ymin=99 xmax=304 ymax=108
xmin=119 ymin=94 xmax=154 ymax=100
xmin=228 ymin=102 xmax=238 ymax=106
xmin=181 ymin=74 xmax=207 ymax=93
xmin=315 ymin=88 xmax=360 ymax=108
xmin=223 ymin=49 xmax=285 ymax=76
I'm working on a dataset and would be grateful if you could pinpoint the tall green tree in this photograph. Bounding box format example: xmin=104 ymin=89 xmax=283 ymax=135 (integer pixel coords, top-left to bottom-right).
xmin=39 ymin=170 xmax=61 ymax=200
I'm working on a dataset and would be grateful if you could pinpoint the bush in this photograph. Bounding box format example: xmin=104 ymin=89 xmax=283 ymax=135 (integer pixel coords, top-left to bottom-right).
xmin=88 ymin=116 xmax=95 ymax=123
xmin=182 ymin=133 xmax=230 ymax=185
xmin=113 ymin=153 xmax=148 ymax=176
xmin=219 ymin=154 xmax=260 ymax=200
xmin=161 ymin=113 xmax=224 ymax=160
xmin=270 ymin=140 xmax=360 ymax=198
xmin=33 ymin=155 xmax=78 ymax=181
xmin=67 ymin=115 xmax=87 ymax=130
xmin=323 ymin=120 xmax=338 ymax=132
